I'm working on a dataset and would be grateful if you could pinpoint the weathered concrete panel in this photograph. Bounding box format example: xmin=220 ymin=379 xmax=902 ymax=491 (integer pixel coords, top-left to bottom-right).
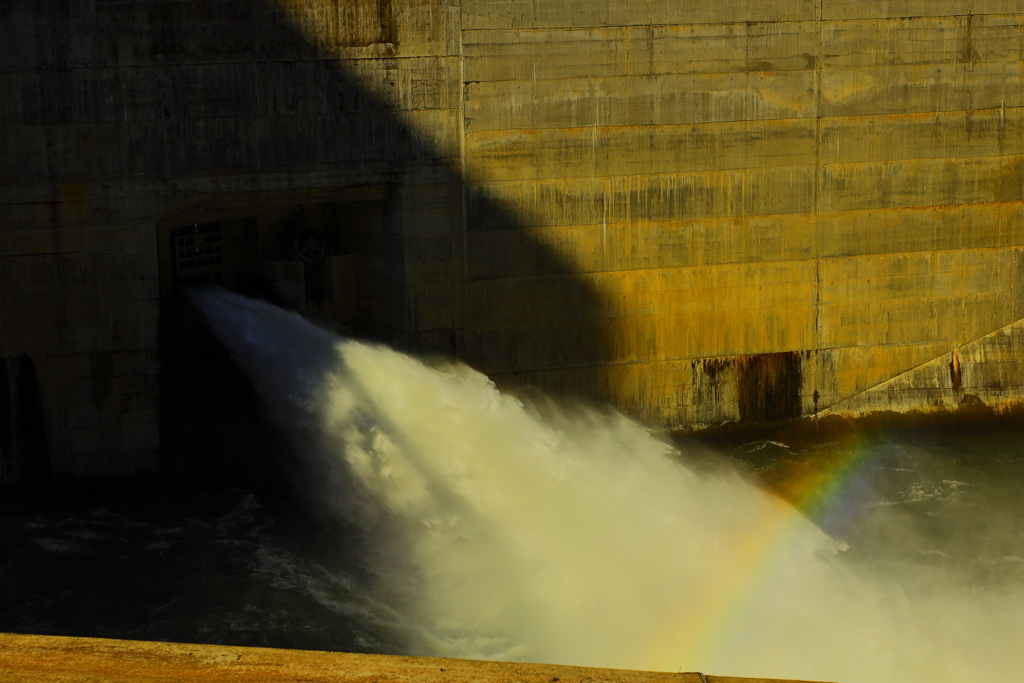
xmin=822 ymin=0 xmax=1024 ymax=21
xmin=822 ymin=315 xmax=1024 ymax=417
xmin=32 ymin=350 xmax=160 ymax=476
xmin=462 ymin=0 xmax=818 ymax=30
xmin=465 ymin=70 xmax=816 ymax=132
xmin=821 ymin=15 xmax=1024 ymax=67
xmin=820 ymin=61 xmax=1024 ymax=117
xmin=467 ymin=213 xmax=818 ymax=279
xmin=470 ymin=261 xmax=818 ymax=328
xmin=465 ymin=119 xmax=816 ymax=182
xmin=820 ymin=108 xmax=1024 ymax=165
xmin=0 ymin=0 xmax=458 ymax=68
xmin=468 ymin=168 xmax=816 ymax=230
xmin=407 ymin=282 xmax=464 ymax=330
xmin=463 ymin=22 xmax=819 ymax=81
xmin=525 ymin=314 xmax=803 ymax=372
xmin=819 ymin=202 xmax=1024 ymax=259
xmin=805 ymin=342 xmax=953 ymax=410
xmin=819 ymin=250 xmax=1024 ymax=306
xmin=471 ymin=304 xmax=817 ymax=373
xmin=460 ymin=2 xmax=1024 ymax=431
xmin=821 ymin=155 xmax=1024 ymax=212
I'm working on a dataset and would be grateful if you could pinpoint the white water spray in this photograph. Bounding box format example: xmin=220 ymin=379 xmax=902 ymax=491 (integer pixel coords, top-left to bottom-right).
xmin=194 ymin=288 xmax=1024 ymax=683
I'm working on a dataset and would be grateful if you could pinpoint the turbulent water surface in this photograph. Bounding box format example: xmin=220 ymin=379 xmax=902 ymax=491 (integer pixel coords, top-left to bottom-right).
xmin=2 ymin=289 xmax=1023 ymax=683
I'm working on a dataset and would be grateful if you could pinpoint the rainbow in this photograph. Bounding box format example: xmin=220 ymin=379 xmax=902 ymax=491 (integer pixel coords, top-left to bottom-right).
xmin=642 ymin=435 xmax=877 ymax=673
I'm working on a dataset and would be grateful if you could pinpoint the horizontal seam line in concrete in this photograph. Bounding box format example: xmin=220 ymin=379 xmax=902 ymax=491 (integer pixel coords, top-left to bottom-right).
xmin=464 ymin=245 xmax=1023 ymax=279
xmin=462 ymin=108 xmax=1023 ymax=133
xmin=461 ymin=14 xmax=1024 ymax=33
xmin=463 ymin=58 xmax=1024 ymax=86
xmin=470 ymin=162 xmax=816 ymax=179
xmin=820 ymin=151 xmax=1024 ymax=169
xmin=463 ymin=257 xmax=1024 ymax=285
xmin=464 ymin=203 xmax=1024 ymax=231
xmin=0 ymin=173 xmax=462 ymax=198
xmin=465 ymin=304 xmax=995 ymax=329
xmin=0 ymin=55 xmax=461 ymax=73
xmin=817 ymin=243 xmax=1024 ymax=260
xmin=466 ymin=119 xmax=1024 ymax=147
xmin=465 ymin=154 xmax=1024 ymax=187
xmin=463 ymin=151 xmax=1024 ymax=182
xmin=464 ymin=104 xmax=1024 ymax=135
xmin=466 ymin=256 xmax=820 ymax=276
xmin=462 ymin=204 xmax=1020 ymax=231
xmin=815 ymin=105 xmax=1024 ymax=122
xmin=463 ymin=58 xmax=1023 ymax=70
xmin=493 ymin=202 xmax=1024 ymax=225
xmin=817 ymin=198 xmax=1024 ymax=213
xmin=3 ymin=108 xmax=462 ymax=122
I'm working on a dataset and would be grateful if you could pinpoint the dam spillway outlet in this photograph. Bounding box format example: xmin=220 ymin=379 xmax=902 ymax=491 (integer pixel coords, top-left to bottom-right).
xmin=5 ymin=1 xmax=1024 ymax=681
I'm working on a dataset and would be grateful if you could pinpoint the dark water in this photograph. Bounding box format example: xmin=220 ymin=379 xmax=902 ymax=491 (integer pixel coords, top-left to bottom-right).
xmin=732 ymin=426 xmax=1024 ymax=588
xmin=2 ymin=426 xmax=1023 ymax=655
xmin=0 ymin=490 xmax=399 ymax=652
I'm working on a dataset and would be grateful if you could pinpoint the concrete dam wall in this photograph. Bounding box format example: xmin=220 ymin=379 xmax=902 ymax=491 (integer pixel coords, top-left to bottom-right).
xmin=3 ymin=0 xmax=1024 ymax=480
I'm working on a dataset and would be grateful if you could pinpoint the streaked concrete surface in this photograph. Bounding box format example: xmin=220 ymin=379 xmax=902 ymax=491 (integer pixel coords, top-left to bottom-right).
xmin=458 ymin=3 xmax=1024 ymax=429
xmin=0 ymin=632 xmax=828 ymax=683
xmin=4 ymin=0 xmax=1024 ymax=477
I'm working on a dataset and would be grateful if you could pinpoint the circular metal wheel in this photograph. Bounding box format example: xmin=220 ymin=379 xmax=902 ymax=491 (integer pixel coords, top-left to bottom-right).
xmin=292 ymin=226 xmax=326 ymax=262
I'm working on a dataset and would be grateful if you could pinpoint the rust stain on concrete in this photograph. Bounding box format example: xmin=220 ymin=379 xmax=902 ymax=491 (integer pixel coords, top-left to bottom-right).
xmin=737 ymin=352 xmax=802 ymax=424
xmin=950 ymin=348 xmax=962 ymax=394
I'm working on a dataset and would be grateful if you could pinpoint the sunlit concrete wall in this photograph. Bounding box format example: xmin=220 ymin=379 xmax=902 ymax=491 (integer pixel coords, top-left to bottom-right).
xmin=459 ymin=1 xmax=1024 ymax=428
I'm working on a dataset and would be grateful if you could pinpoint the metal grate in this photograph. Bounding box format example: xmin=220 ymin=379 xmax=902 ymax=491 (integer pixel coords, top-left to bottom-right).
xmin=173 ymin=223 xmax=223 ymax=280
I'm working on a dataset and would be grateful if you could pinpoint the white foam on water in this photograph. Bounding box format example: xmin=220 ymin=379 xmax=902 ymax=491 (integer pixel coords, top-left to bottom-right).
xmin=192 ymin=287 xmax=1024 ymax=683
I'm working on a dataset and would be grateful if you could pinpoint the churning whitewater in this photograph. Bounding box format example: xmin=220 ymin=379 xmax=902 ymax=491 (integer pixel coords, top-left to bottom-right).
xmin=192 ymin=288 xmax=1023 ymax=683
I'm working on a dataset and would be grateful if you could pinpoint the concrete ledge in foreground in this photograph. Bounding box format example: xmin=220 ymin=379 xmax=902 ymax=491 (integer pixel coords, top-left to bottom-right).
xmin=0 ymin=632 xmax=830 ymax=683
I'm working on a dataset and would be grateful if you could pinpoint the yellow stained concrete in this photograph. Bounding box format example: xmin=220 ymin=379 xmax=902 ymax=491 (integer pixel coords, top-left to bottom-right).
xmin=463 ymin=23 xmax=819 ymax=81
xmin=821 ymin=154 xmax=1024 ymax=213
xmin=465 ymin=120 xmax=816 ymax=182
xmin=467 ymin=214 xmax=818 ymax=279
xmin=822 ymin=0 xmax=1024 ymax=21
xmin=820 ymin=108 xmax=1024 ymax=165
xmin=465 ymin=71 xmax=817 ymax=132
xmin=823 ymin=313 xmax=1024 ymax=416
xmin=468 ymin=169 xmax=816 ymax=229
xmin=456 ymin=2 xmax=1024 ymax=429
xmin=462 ymin=0 xmax=818 ymax=30
xmin=820 ymin=15 xmax=1024 ymax=67
xmin=817 ymin=202 xmax=1024 ymax=257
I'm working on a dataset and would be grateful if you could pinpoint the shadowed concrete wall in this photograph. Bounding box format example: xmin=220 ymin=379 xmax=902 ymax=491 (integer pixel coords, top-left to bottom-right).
xmin=2 ymin=0 xmax=1024 ymax=479
xmin=0 ymin=0 xmax=596 ymax=481
xmin=0 ymin=0 xmax=473 ymax=480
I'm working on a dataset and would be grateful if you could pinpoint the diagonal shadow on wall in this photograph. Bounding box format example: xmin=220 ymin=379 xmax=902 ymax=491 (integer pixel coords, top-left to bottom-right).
xmin=0 ymin=0 xmax=617 ymax=485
